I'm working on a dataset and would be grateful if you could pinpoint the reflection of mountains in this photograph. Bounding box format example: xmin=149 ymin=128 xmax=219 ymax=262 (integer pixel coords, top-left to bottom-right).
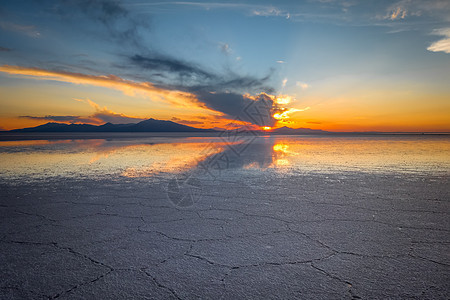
xmin=85 ymin=137 xmax=291 ymax=177
xmin=86 ymin=137 xmax=290 ymax=177
xmin=4 ymin=135 xmax=447 ymax=180
xmin=0 ymin=137 xmax=292 ymax=178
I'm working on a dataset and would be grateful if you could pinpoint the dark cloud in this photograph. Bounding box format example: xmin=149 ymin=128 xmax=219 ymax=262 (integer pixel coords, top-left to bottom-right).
xmin=0 ymin=46 xmax=12 ymax=52
xmin=190 ymin=72 xmax=275 ymax=94
xmin=194 ymin=92 xmax=277 ymax=126
xmin=129 ymin=53 xmax=274 ymax=95
xmin=130 ymin=54 xmax=216 ymax=81
xmin=20 ymin=112 xmax=144 ymax=125
xmin=128 ymin=53 xmax=276 ymax=126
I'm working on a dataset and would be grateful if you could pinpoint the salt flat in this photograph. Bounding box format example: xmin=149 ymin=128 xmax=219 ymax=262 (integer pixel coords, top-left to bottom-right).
xmin=0 ymin=135 xmax=449 ymax=299
xmin=1 ymin=171 xmax=449 ymax=299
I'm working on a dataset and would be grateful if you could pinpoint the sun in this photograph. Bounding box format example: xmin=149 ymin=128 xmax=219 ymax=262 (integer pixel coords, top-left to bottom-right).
xmin=262 ymin=126 xmax=272 ymax=131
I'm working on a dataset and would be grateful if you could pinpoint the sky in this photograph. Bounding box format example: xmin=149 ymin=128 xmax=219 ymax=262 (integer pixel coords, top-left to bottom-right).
xmin=0 ymin=0 xmax=449 ymax=132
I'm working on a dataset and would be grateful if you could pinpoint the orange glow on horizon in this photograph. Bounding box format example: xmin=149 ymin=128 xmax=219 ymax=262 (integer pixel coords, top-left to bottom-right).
xmin=0 ymin=66 xmax=449 ymax=132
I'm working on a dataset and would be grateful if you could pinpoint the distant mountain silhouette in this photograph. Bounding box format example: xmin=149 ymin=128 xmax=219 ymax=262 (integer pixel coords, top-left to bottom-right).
xmin=8 ymin=119 xmax=332 ymax=134
xmin=10 ymin=118 xmax=216 ymax=132
xmin=5 ymin=122 xmax=442 ymax=136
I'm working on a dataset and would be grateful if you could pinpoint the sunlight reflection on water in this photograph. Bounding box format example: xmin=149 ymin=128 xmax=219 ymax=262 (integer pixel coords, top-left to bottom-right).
xmin=0 ymin=135 xmax=449 ymax=181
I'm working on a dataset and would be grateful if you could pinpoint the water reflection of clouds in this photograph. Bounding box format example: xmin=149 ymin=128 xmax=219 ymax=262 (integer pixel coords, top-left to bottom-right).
xmin=0 ymin=138 xmax=232 ymax=180
xmin=0 ymin=136 xmax=448 ymax=180
xmin=120 ymin=143 xmax=226 ymax=178
xmin=190 ymin=136 xmax=450 ymax=175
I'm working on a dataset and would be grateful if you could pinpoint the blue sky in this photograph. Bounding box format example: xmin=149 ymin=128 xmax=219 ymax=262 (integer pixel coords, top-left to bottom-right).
xmin=0 ymin=0 xmax=449 ymax=131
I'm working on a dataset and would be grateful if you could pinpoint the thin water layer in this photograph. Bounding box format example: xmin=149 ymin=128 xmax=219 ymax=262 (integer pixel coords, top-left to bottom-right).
xmin=0 ymin=135 xmax=449 ymax=181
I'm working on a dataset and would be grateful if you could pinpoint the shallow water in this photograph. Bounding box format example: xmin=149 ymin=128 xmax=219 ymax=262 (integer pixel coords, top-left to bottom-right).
xmin=0 ymin=134 xmax=449 ymax=181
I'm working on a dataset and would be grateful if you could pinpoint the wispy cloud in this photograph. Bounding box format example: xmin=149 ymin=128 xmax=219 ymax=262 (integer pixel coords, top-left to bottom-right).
xmin=388 ymin=6 xmax=407 ymax=20
xmin=0 ymin=21 xmax=40 ymax=38
xmin=140 ymin=2 xmax=290 ymax=18
xmin=128 ymin=2 xmax=293 ymax=20
xmin=251 ymin=7 xmax=290 ymax=19
xmin=296 ymin=81 xmax=309 ymax=90
xmin=383 ymin=0 xmax=450 ymax=21
xmin=0 ymin=65 xmax=197 ymax=107
xmin=380 ymin=1 xmax=450 ymax=52
xmin=219 ymin=42 xmax=232 ymax=55
xmin=129 ymin=54 xmax=216 ymax=82
xmin=20 ymin=98 xmax=145 ymax=125
xmin=19 ymin=115 xmax=93 ymax=123
xmin=171 ymin=117 xmax=204 ymax=125
xmin=55 ymin=0 xmax=150 ymax=49
xmin=129 ymin=2 xmax=250 ymax=9
xmin=75 ymin=98 xmax=146 ymax=124
xmin=427 ymin=28 xmax=450 ymax=54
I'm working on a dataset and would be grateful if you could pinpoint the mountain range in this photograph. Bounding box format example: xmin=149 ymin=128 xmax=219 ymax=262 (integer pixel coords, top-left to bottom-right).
xmin=7 ymin=118 xmax=330 ymax=134
xmin=10 ymin=118 xmax=216 ymax=133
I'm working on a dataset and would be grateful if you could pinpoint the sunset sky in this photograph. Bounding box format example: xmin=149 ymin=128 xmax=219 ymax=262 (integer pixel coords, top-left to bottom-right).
xmin=0 ymin=0 xmax=449 ymax=132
